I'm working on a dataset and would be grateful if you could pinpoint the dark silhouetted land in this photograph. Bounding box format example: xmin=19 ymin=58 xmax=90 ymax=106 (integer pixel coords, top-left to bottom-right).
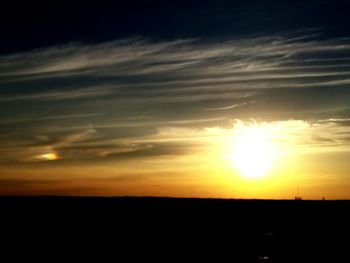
xmin=1 ymin=197 xmax=349 ymax=262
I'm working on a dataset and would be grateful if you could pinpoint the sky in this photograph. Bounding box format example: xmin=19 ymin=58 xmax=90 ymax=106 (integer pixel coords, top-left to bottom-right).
xmin=1 ymin=0 xmax=350 ymax=199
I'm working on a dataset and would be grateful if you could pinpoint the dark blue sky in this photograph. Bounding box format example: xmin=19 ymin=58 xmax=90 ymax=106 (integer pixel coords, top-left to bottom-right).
xmin=1 ymin=0 xmax=350 ymax=54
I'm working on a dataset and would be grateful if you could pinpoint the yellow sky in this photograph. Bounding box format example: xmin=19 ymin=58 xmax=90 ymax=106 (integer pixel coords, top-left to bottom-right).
xmin=1 ymin=119 xmax=349 ymax=199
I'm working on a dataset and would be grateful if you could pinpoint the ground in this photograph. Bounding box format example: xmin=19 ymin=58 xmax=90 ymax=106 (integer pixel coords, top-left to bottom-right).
xmin=1 ymin=197 xmax=348 ymax=262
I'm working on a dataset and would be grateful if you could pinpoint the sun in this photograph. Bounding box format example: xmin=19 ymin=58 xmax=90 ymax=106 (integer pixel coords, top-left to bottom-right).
xmin=230 ymin=124 xmax=275 ymax=179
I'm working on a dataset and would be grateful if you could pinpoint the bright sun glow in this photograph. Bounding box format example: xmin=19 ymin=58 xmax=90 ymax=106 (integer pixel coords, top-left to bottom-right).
xmin=230 ymin=124 xmax=275 ymax=179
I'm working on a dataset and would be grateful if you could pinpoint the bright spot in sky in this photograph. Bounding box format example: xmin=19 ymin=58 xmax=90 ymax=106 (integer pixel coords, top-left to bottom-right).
xmin=35 ymin=152 xmax=58 ymax=161
xmin=230 ymin=124 xmax=275 ymax=179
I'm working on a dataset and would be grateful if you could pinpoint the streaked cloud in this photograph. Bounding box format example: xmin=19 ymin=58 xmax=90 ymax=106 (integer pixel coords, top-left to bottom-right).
xmin=1 ymin=33 xmax=350 ymax=166
xmin=204 ymin=102 xmax=254 ymax=111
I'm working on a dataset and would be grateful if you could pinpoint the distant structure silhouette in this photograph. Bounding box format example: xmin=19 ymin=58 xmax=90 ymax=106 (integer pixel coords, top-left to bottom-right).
xmin=295 ymin=187 xmax=303 ymax=200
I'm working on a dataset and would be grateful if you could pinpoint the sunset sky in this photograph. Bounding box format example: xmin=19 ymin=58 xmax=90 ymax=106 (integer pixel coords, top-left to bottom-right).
xmin=1 ymin=0 xmax=350 ymax=199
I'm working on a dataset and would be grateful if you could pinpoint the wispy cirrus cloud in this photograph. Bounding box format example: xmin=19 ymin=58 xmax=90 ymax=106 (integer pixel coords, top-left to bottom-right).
xmin=1 ymin=35 xmax=350 ymax=110
xmin=1 ymin=33 xmax=350 ymax=165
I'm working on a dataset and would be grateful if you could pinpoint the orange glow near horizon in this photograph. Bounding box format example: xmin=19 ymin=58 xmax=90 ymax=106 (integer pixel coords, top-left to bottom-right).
xmin=1 ymin=120 xmax=350 ymax=199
